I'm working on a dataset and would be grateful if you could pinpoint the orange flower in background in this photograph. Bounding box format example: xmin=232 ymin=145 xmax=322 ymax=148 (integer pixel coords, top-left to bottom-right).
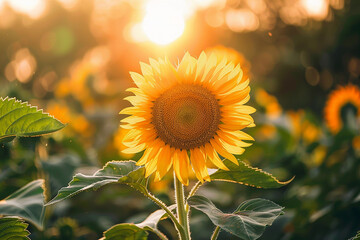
xmin=54 ymin=46 xmax=112 ymax=109
xmin=256 ymin=125 xmax=277 ymax=141
xmin=120 ymin=52 xmax=255 ymax=185
xmin=206 ymin=45 xmax=251 ymax=83
xmin=255 ymin=88 xmax=282 ymax=119
xmin=47 ymin=102 xmax=72 ymax=124
xmin=113 ymin=128 xmax=136 ymax=159
xmin=55 ymin=62 xmax=96 ymax=107
xmin=324 ymin=84 xmax=360 ymax=134
xmin=287 ymin=110 xmax=321 ymax=144
xmin=47 ymin=101 xmax=93 ymax=138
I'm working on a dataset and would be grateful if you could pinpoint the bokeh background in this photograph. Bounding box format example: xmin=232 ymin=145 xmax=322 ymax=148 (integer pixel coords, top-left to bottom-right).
xmin=0 ymin=0 xmax=359 ymax=239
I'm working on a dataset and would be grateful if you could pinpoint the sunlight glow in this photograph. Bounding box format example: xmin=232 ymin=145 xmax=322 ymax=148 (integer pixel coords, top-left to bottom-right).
xmin=6 ymin=0 xmax=46 ymax=19
xmin=225 ymin=9 xmax=259 ymax=32
xmin=141 ymin=0 xmax=185 ymax=45
xmin=301 ymin=0 xmax=329 ymax=20
xmin=57 ymin=0 xmax=78 ymax=10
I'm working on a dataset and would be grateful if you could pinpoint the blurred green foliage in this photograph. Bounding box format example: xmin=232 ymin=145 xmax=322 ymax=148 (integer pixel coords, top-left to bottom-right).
xmin=1 ymin=0 xmax=360 ymax=239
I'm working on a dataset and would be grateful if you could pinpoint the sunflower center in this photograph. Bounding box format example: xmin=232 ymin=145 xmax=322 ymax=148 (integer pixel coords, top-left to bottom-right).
xmin=152 ymin=84 xmax=221 ymax=149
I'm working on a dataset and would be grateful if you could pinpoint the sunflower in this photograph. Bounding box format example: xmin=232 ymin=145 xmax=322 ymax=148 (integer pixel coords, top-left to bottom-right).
xmin=324 ymin=84 xmax=360 ymax=134
xmin=120 ymin=52 xmax=255 ymax=185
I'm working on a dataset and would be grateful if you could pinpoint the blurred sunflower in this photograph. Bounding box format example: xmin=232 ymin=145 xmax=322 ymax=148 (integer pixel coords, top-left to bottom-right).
xmin=288 ymin=110 xmax=321 ymax=144
xmin=324 ymin=84 xmax=360 ymax=134
xmin=55 ymin=61 xmax=96 ymax=108
xmin=47 ymin=101 xmax=93 ymax=138
xmin=255 ymin=88 xmax=282 ymax=119
xmin=120 ymin=52 xmax=255 ymax=185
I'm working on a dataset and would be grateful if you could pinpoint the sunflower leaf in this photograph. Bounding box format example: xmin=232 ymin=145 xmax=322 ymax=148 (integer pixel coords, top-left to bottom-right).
xmin=0 ymin=97 xmax=65 ymax=143
xmin=210 ymin=159 xmax=293 ymax=189
xmin=101 ymin=206 xmax=175 ymax=240
xmin=188 ymin=195 xmax=283 ymax=240
xmin=101 ymin=224 xmax=148 ymax=240
xmin=0 ymin=217 xmax=30 ymax=240
xmin=0 ymin=180 xmax=45 ymax=230
xmin=46 ymin=161 xmax=146 ymax=206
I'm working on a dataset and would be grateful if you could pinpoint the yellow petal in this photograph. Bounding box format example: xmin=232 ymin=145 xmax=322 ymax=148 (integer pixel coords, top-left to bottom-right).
xmin=219 ymin=86 xmax=250 ymax=105
xmin=126 ymin=87 xmax=147 ymax=98
xmin=222 ymin=114 xmax=254 ymax=124
xmin=140 ymin=62 xmax=154 ymax=76
xmin=190 ymin=147 xmax=210 ymax=182
xmin=222 ymin=105 xmax=256 ymax=115
xmin=200 ymin=53 xmax=217 ymax=83
xmin=214 ymin=76 xmax=238 ymax=95
xmin=149 ymin=58 xmax=161 ymax=74
xmin=120 ymin=116 xmax=147 ymax=124
xmin=195 ymin=52 xmax=207 ymax=83
xmin=130 ymin=72 xmax=146 ymax=87
xmin=154 ymin=171 xmax=161 ymax=182
xmin=204 ymin=143 xmax=228 ymax=170
xmin=173 ymin=149 xmax=190 ymax=185
xmin=157 ymin=145 xmax=173 ymax=179
xmin=219 ymin=121 xmax=250 ymax=131
xmin=216 ymin=130 xmax=253 ymax=148
xmin=222 ymin=143 xmax=245 ymax=155
xmin=216 ymin=136 xmax=246 ymax=155
xmin=124 ymin=95 xmax=148 ymax=106
xmin=122 ymin=143 xmax=146 ymax=154
xmin=136 ymin=147 xmax=152 ymax=166
xmin=119 ymin=107 xmax=142 ymax=115
xmin=145 ymin=151 xmax=160 ymax=178
xmin=136 ymin=138 xmax=165 ymax=166
xmin=207 ymin=57 xmax=227 ymax=85
xmin=123 ymin=129 xmax=140 ymax=143
xmin=216 ymin=62 xmax=234 ymax=84
xmin=239 ymin=94 xmax=250 ymax=105
xmin=210 ymin=138 xmax=238 ymax=165
xmin=233 ymin=130 xmax=254 ymax=141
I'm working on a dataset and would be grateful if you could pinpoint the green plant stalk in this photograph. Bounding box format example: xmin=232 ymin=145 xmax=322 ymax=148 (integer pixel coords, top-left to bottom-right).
xmin=210 ymin=226 xmax=220 ymax=240
xmin=185 ymin=181 xmax=202 ymax=213
xmin=145 ymin=190 xmax=186 ymax=239
xmin=174 ymin=173 xmax=191 ymax=240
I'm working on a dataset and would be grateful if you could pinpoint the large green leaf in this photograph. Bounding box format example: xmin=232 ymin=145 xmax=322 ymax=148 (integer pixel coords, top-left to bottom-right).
xmin=210 ymin=160 xmax=293 ymax=189
xmin=46 ymin=161 xmax=146 ymax=206
xmin=0 ymin=97 xmax=65 ymax=143
xmin=101 ymin=224 xmax=148 ymax=240
xmin=188 ymin=196 xmax=283 ymax=240
xmin=0 ymin=217 xmax=30 ymax=240
xmin=101 ymin=206 xmax=175 ymax=240
xmin=0 ymin=179 xmax=45 ymax=230
xmin=41 ymin=154 xmax=81 ymax=194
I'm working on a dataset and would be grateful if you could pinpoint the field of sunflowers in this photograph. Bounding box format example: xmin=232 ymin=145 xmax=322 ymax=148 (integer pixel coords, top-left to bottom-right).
xmin=0 ymin=0 xmax=359 ymax=240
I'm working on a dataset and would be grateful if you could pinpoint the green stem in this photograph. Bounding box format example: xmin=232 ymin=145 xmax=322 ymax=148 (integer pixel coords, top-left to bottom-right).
xmin=146 ymin=191 xmax=185 ymax=239
xmin=185 ymin=181 xmax=202 ymax=213
xmin=210 ymin=226 xmax=221 ymax=240
xmin=174 ymin=173 xmax=191 ymax=240
xmin=152 ymin=229 xmax=169 ymax=240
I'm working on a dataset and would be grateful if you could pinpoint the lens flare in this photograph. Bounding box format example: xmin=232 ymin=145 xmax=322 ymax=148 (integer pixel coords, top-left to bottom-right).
xmin=141 ymin=0 xmax=185 ymax=45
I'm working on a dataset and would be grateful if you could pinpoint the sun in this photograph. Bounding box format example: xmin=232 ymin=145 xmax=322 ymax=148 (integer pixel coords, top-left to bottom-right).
xmin=141 ymin=0 xmax=185 ymax=45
